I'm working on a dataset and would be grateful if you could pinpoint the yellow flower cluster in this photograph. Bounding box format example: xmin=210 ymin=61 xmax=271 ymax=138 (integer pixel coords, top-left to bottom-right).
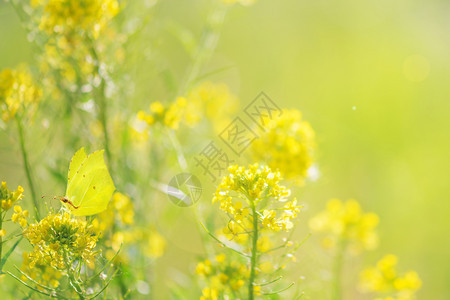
xmin=91 ymin=192 xmax=166 ymax=263
xmin=21 ymin=252 xmax=63 ymax=289
xmin=213 ymin=164 xmax=289 ymax=202
xmin=1 ymin=182 xmax=24 ymax=211
xmin=32 ymin=0 xmax=119 ymax=39
xmin=250 ymin=109 xmax=315 ymax=183
xmin=309 ymin=199 xmax=379 ymax=254
xmin=359 ymin=254 xmax=422 ymax=300
xmin=31 ymin=0 xmax=120 ymax=99
xmin=143 ymin=229 xmax=167 ymax=258
xmin=219 ymin=218 xmax=252 ymax=244
xmin=105 ymin=227 xmax=167 ymax=261
xmin=0 ymin=68 xmax=42 ymax=122
xmin=0 ymin=182 xmax=30 ymax=237
xmin=40 ymin=43 xmax=96 ymax=89
xmin=183 ymin=81 xmax=239 ymax=132
xmin=93 ymin=192 xmax=135 ymax=234
xmin=24 ymin=212 xmax=99 ymax=270
xmin=11 ymin=205 xmax=29 ymax=227
xmin=135 ymin=82 xmax=239 ymax=135
xmin=138 ymin=98 xmax=189 ymax=130
xmin=261 ymin=199 xmax=301 ymax=232
xmin=213 ymin=164 xmax=299 ymax=232
xmin=196 ymin=253 xmax=248 ymax=299
xmin=1 ymin=182 xmax=27 ymax=237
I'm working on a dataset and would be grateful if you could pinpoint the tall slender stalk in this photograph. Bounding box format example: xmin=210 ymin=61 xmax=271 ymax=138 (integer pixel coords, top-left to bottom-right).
xmin=64 ymin=250 xmax=85 ymax=300
xmin=178 ymin=2 xmax=228 ymax=96
xmin=332 ymin=237 xmax=346 ymax=300
xmin=98 ymin=81 xmax=112 ymax=169
xmin=166 ymin=129 xmax=187 ymax=171
xmin=248 ymin=199 xmax=258 ymax=300
xmin=88 ymin=39 xmax=113 ymax=173
xmin=16 ymin=117 xmax=40 ymax=220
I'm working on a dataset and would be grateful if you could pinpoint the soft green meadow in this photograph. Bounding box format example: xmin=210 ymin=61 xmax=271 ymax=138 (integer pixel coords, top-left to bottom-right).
xmin=1 ymin=0 xmax=449 ymax=299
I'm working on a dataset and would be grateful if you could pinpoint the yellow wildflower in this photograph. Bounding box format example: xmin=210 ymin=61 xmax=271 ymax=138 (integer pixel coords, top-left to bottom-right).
xmin=183 ymin=82 xmax=239 ymax=132
xmin=34 ymin=0 xmax=119 ymax=39
xmin=360 ymin=254 xmax=421 ymax=300
xmin=138 ymin=98 xmax=188 ymax=130
xmin=197 ymin=254 xmax=249 ymax=298
xmin=1 ymin=182 xmax=24 ymax=211
xmin=145 ymin=229 xmax=167 ymax=258
xmin=215 ymin=254 xmax=226 ymax=263
xmin=250 ymin=109 xmax=315 ymax=183
xmin=0 ymin=68 xmax=41 ymax=122
xmin=309 ymin=198 xmax=379 ymax=254
xmin=21 ymin=252 xmax=63 ymax=289
xmin=220 ymin=219 xmax=251 ymax=244
xmin=196 ymin=259 xmax=212 ymax=276
xmin=213 ymin=164 xmax=290 ymax=204
xmin=24 ymin=212 xmax=99 ymax=270
xmin=93 ymin=192 xmax=135 ymax=234
xmin=11 ymin=205 xmax=29 ymax=227
xmin=213 ymin=164 xmax=298 ymax=233
xmin=200 ymin=287 xmax=219 ymax=300
xmin=257 ymin=236 xmax=273 ymax=252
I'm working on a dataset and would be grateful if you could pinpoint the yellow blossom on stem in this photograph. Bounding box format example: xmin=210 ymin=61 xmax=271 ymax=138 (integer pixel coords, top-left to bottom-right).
xmin=213 ymin=164 xmax=298 ymax=233
xmin=309 ymin=198 xmax=379 ymax=254
xmin=197 ymin=253 xmax=248 ymax=299
xmin=211 ymin=164 xmax=302 ymax=299
xmin=138 ymin=98 xmax=189 ymax=130
xmin=34 ymin=0 xmax=120 ymax=39
xmin=11 ymin=205 xmax=29 ymax=227
xmin=23 ymin=212 xmax=99 ymax=270
xmin=200 ymin=287 xmax=219 ymax=300
xmin=250 ymin=109 xmax=315 ymax=184
xmin=0 ymin=68 xmax=41 ymax=122
xmin=183 ymin=82 xmax=240 ymax=132
xmin=359 ymin=254 xmax=422 ymax=300
xmin=21 ymin=252 xmax=63 ymax=289
xmin=1 ymin=182 xmax=24 ymax=211
xmin=144 ymin=229 xmax=167 ymax=258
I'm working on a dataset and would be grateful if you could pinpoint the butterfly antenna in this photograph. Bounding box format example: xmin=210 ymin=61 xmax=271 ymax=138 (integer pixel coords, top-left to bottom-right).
xmin=41 ymin=195 xmax=58 ymax=199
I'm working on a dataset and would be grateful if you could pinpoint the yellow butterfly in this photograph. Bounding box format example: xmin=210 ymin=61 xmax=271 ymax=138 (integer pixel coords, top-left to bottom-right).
xmin=62 ymin=147 xmax=115 ymax=216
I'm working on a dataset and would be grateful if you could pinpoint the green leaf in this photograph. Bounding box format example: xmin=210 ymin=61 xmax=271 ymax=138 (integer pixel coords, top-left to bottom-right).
xmin=1 ymin=236 xmax=23 ymax=272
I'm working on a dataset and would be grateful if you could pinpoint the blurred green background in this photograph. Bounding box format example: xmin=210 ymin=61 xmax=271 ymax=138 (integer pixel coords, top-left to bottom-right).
xmin=1 ymin=0 xmax=449 ymax=299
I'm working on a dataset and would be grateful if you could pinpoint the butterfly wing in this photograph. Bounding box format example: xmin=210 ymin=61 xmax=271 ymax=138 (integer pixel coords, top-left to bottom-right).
xmin=65 ymin=150 xmax=115 ymax=216
xmin=67 ymin=147 xmax=87 ymax=184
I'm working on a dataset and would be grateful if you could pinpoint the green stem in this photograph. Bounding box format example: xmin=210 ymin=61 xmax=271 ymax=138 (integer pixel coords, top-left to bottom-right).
xmin=69 ymin=272 xmax=85 ymax=299
xmin=248 ymin=200 xmax=258 ymax=300
xmin=98 ymin=84 xmax=112 ymax=171
xmin=178 ymin=2 xmax=228 ymax=96
xmin=16 ymin=117 xmax=40 ymax=220
xmin=332 ymin=237 xmax=346 ymax=300
xmin=88 ymin=39 xmax=113 ymax=174
xmin=167 ymin=129 xmax=187 ymax=171
xmin=64 ymin=250 xmax=84 ymax=299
